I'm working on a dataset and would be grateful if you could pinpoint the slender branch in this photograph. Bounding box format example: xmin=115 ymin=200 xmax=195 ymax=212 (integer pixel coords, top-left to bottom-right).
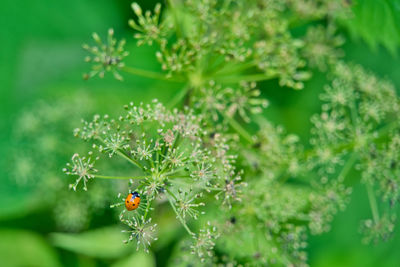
xmin=303 ymin=120 xmax=397 ymax=160
xmin=94 ymin=174 xmax=147 ymax=180
xmin=144 ymin=199 xmax=152 ymax=220
xmin=168 ymin=0 xmax=183 ymax=38
xmin=167 ymin=175 xmax=192 ymax=179
xmin=222 ymin=113 xmax=254 ymax=143
xmin=366 ymin=182 xmax=380 ymax=223
xmin=122 ymin=66 xmax=184 ymax=82
xmin=375 ymin=121 xmax=397 ymax=137
xmin=166 ymin=192 xmax=194 ymax=235
xmin=95 ymin=136 xmax=145 ymax=170
xmin=337 ymin=152 xmax=358 ymax=182
xmin=164 ymin=167 xmax=187 ymax=176
xmin=215 ymin=73 xmax=278 ymax=83
xmin=213 ymin=60 xmax=257 ymax=76
xmin=116 ymin=150 xmax=145 ymax=170
xmin=169 ymin=179 xmax=223 ymax=191
xmin=168 ymin=85 xmax=191 ymax=109
xmin=165 ymin=187 xmax=177 ymax=201
xmin=280 ymin=147 xmax=358 ymax=185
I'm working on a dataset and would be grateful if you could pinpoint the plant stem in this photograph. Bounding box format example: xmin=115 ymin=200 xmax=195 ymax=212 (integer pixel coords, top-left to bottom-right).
xmin=168 ymin=0 xmax=182 ymax=38
xmin=116 ymin=150 xmax=145 ymax=170
xmin=169 ymin=179 xmax=223 ymax=191
xmin=215 ymin=73 xmax=278 ymax=83
xmin=337 ymin=152 xmax=358 ymax=182
xmin=165 ymin=187 xmax=177 ymax=201
xmin=376 ymin=121 xmax=397 ymax=137
xmin=122 ymin=66 xmax=184 ymax=82
xmin=166 ymin=193 xmax=194 ymax=236
xmin=213 ymin=60 xmax=257 ymax=76
xmin=167 ymin=175 xmax=192 ymax=179
xmin=168 ymin=85 xmax=191 ymax=109
xmin=222 ymin=113 xmax=254 ymax=143
xmin=94 ymin=174 xmax=147 ymax=180
xmin=95 ymin=137 xmax=145 ymax=170
xmin=303 ymin=120 xmax=397 ymax=161
xmin=164 ymin=167 xmax=187 ymax=176
xmin=366 ymin=182 xmax=380 ymax=223
xmin=144 ymin=199 xmax=152 ymax=220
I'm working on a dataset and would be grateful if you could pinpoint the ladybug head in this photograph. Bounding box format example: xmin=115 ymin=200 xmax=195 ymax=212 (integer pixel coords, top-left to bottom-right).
xmin=131 ymin=191 xmax=140 ymax=198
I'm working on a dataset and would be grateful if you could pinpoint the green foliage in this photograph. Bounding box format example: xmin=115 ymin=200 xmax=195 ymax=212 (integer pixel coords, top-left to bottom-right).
xmin=50 ymin=226 xmax=134 ymax=259
xmin=340 ymin=0 xmax=400 ymax=54
xmin=6 ymin=0 xmax=400 ymax=266
xmin=63 ymin=0 xmax=400 ymax=265
xmin=112 ymin=251 xmax=156 ymax=267
xmin=0 ymin=229 xmax=61 ymax=267
xmin=8 ymin=94 xmax=121 ymax=232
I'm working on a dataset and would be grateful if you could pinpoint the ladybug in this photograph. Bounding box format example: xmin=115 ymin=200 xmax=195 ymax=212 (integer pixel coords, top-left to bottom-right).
xmin=125 ymin=191 xmax=141 ymax=211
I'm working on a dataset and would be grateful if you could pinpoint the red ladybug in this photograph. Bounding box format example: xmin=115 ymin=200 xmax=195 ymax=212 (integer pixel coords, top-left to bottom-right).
xmin=125 ymin=191 xmax=141 ymax=211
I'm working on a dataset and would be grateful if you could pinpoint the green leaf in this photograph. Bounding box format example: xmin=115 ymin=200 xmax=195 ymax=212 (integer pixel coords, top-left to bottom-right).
xmin=111 ymin=251 xmax=155 ymax=267
xmin=50 ymin=226 xmax=134 ymax=259
xmin=0 ymin=229 xmax=61 ymax=267
xmin=340 ymin=0 xmax=400 ymax=55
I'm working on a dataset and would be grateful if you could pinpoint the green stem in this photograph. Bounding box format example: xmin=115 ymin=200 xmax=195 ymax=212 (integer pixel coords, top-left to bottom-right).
xmin=165 ymin=187 xmax=177 ymax=201
xmin=94 ymin=174 xmax=147 ymax=180
xmin=116 ymin=150 xmax=145 ymax=170
xmin=280 ymin=149 xmax=358 ymax=185
xmin=169 ymin=179 xmax=223 ymax=191
xmin=167 ymin=175 xmax=192 ymax=179
xmin=303 ymin=121 xmax=397 ymax=160
xmin=288 ymin=15 xmax=324 ymax=29
xmin=168 ymin=0 xmax=182 ymax=38
xmin=122 ymin=66 xmax=184 ymax=82
xmin=222 ymin=113 xmax=254 ymax=143
xmin=376 ymin=121 xmax=397 ymax=137
xmin=95 ymin=137 xmax=145 ymax=170
xmin=164 ymin=167 xmax=187 ymax=176
xmin=213 ymin=60 xmax=257 ymax=76
xmin=366 ymin=182 xmax=380 ymax=223
xmin=168 ymin=85 xmax=191 ymax=109
xmin=144 ymin=199 xmax=152 ymax=220
xmin=215 ymin=73 xmax=278 ymax=83
xmin=166 ymin=192 xmax=194 ymax=235
xmin=337 ymin=152 xmax=358 ymax=182
xmin=204 ymin=56 xmax=226 ymax=76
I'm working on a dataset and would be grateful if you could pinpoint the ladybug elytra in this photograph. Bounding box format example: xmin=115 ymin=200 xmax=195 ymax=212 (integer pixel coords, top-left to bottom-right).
xmin=125 ymin=191 xmax=141 ymax=211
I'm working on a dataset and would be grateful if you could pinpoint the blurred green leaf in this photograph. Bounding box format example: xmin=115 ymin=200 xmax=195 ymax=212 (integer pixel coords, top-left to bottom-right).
xmin=50 ymin=226 xmax=134 ymax=259
xmin=111 ymin=251 xmax=155 ymax=267
xmin=0 ymin=229 xmax=61 ymax=267
xmin=340 ymin=0 xmax=400 ymax=55
xmin=312 ymin=247 xmax=371 ymax=267
xmin=0 ymin=190 xmax=40 ymax=221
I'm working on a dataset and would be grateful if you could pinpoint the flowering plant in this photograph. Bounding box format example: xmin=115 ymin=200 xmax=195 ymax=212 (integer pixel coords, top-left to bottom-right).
xmin=61 ymin=1 xmax=400 ymax=265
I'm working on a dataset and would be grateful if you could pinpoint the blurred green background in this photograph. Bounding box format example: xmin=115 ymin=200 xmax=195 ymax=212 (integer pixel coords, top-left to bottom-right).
xmin=1 ymin=0 xmax=400 ymax=266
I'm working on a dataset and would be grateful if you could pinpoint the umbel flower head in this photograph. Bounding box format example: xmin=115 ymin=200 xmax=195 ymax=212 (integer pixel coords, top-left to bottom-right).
xmin=190 ymin=221 xmax=220 ymax=262
xmin=83 ymin=28 xmax=128 ymax=80
xmin=121 ymin=215 xmax=158 ymax=253
xmin=63 ymin=152 xmax=99 ymax=191
xmin=193 ymin=80 xmax=269 ymax=123
xmin=175 ymin=188 xmax=205 ymax=220
xmin=72 ymin=99 xmax=242 ymax=202
xmin=129 ymin=2 xmax=171 ymax=46
xmin=67 ymin=99 xmax=243 ymax=255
